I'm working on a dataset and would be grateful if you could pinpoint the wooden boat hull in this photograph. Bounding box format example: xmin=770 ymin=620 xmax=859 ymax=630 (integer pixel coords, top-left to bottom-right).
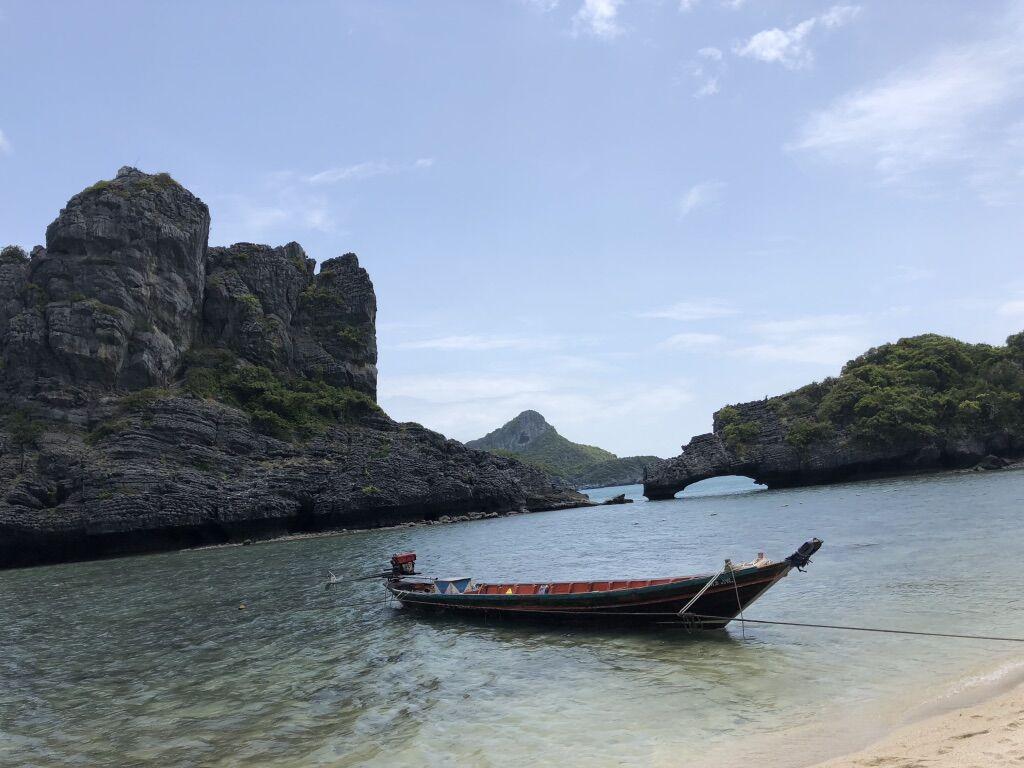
xmin=386 ymin=561 xmax=792 ymax=629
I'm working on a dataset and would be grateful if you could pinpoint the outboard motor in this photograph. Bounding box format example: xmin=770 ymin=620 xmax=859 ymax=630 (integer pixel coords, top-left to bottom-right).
xmin=390 ymin=552 xmax=417 ymax=577
xmin=785 ymin=538 xmax=823 ymax=571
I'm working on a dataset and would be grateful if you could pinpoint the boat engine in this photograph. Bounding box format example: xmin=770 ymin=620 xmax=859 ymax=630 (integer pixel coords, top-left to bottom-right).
xmin=391 ymin=552 xmax=417 ymax=576
xmin=785 ymin=538 xmax=823 ymax=571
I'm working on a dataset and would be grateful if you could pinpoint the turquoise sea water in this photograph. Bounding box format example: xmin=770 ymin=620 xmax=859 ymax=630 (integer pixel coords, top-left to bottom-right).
xmin=3 ymin=470 xmax=1024 ymax=767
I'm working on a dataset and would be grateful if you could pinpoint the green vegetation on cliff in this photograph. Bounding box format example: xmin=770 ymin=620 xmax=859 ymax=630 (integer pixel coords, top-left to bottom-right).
xmin=0 ymin=245 xmax=29 ymax=265
xmin=85 ymin=172 xmax=179 ymax=198
xmin=182 ymin=348 xmax=379 ymax=440
xmin=740 ymin=333 xmax=1024 ymax=450
xmin=574 ymin=455 xmax=664 ymax=488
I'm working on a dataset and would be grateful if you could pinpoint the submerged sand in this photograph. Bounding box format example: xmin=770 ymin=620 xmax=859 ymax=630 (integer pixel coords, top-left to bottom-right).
xmin=812 ymin=681 xmax=1024 ymax=768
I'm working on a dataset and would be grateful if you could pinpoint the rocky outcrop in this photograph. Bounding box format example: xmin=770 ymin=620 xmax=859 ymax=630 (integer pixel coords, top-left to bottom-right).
xmin=292 ymin=253 xmax=377 ymax=397
xmin=469 ymin=409 xmax=554 ymax=452
xmin=0 ymin=169 xmax=585 ymax=568
xmin=202 ymin=243 xmax=377 ymax=397
xmin=602 ymin=493 xmax=633 ymax=505
xmin=3 ymin=168 xmax=210 ymax=393
xmin=645 ymin=335 xmax=1024 ymax=500
xmin=0 ymin=396 xmax=580 ymax=568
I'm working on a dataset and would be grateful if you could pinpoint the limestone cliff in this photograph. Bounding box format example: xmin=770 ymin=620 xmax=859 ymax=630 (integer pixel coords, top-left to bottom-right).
xmin=0 ymin=169 xmax=585 ymax=568
xmin=645 ymin=333 xmax=1024 ymax=499
xmin=3 ymin=168 xmax=210 ymax=392
xmin=202 ymin=243 xmax=377 ymax=396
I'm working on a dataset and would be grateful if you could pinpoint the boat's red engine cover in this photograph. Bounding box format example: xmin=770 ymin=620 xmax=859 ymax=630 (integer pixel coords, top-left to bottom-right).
xmin=391 ymin=552 xmax=416 ymax=575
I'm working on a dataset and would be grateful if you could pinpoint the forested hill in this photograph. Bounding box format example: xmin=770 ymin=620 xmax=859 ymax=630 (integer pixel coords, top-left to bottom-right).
xmin=468 ymin=410 xmax=663 ymax=488
xmin=646 ymin=333 xmax=1024 ymax=499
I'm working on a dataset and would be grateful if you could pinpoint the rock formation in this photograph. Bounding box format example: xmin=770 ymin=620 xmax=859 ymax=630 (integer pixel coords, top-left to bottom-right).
xmin=3 ymin=168 xmax=210 ymax=392
xmin=202 ymin=243 xmax=377 ymax=396
xmin=0 ymin=169 xmax=586 ymax=569
xmin=645 ymin=334 xmax=1024 ymax=499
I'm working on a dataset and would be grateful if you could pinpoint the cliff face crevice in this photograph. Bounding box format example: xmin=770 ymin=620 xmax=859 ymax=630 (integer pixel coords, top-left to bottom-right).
xmin=0 ymin=169 xmax=584 ymax=568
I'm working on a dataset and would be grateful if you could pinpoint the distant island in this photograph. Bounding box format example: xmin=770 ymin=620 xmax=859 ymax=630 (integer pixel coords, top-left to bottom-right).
xmin=0 ymin=168 xmax=586 ymax=569
xmin=646 ymin=333 xmax=1024 ymax=499
xmin=467 ymin=410 xmax=663 ymax=489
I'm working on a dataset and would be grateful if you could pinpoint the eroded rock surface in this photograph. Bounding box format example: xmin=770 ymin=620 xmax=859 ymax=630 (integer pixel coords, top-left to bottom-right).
xmin=202 ymin=243 xmax=377 ymax=397
xmin=3 ymin=167 xmax=210 ymax=392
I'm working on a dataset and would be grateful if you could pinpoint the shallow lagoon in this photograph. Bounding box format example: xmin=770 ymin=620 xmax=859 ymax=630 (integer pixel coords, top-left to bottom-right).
xmin=3 ymin=470 xmax=1023 ymax=767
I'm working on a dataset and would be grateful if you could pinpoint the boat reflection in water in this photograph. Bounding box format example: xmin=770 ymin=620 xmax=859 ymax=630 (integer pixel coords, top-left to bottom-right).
xmin=382 ymin=539 xmax=823 ymax=629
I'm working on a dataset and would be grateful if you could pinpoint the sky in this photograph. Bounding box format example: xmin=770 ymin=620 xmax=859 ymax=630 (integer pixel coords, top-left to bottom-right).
xmin=2 ymin=1 xmax=1024 ymax=458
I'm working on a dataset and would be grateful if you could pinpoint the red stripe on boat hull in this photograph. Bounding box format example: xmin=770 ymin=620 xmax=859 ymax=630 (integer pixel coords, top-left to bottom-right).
xmin=387 ymin=564 xmax=789 ymax=628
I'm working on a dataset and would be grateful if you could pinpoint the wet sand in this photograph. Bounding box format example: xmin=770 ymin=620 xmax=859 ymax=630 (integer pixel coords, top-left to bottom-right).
xmin=813 ymin=680 xmax=1024 ymax=768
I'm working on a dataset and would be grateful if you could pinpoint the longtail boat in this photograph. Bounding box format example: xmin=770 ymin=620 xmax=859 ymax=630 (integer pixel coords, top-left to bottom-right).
xmin=382 ymin=538 xmax=822 ymax=629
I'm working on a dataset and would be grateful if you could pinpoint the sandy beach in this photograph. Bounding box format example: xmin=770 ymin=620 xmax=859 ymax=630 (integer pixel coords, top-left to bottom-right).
xmin=813 ymin=681 xmax=1024 ymax=768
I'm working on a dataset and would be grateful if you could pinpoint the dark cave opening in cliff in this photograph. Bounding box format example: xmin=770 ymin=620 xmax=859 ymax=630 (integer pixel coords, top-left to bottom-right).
xmin=673 ymin=476 xmax=768 ymax=499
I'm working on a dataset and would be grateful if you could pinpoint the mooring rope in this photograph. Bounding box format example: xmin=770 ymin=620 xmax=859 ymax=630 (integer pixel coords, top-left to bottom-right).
xmin=677 ymin=565 xmax=726 ymax=615
xmin=384 ymin=594 xmax=1024 ymax=643
xmin=729 ymin=568 xmax=745 ymax=639
xmin=677 ymin=614 xmax=1024 ymax=643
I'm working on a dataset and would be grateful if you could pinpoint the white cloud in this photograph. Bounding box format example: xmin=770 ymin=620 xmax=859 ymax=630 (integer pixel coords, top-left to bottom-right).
xmin=752 ymin=313 xmax=865 ymax=336
xmin=735 ymin=311 xmax=887 ymax=366
xmin=307 ymin=161 xmax=394 ymax=184
xmin=736 ymin=334 xmax=866 ymax=366
xmin=694 ymin=77 xmax=720 ymax=98
xmin=892 ymin=265 xmax=936 ymax=282
xmin=998 ymin=297 xmax=1024 ymax=316
xmin=640 ymin=299 xmax=737 ymax=322
xmin=689 ymin=48 xmax=725 ymax=97
xmin=214 ymin=157 xmax=433 ymax=241
xmin=736 ymin=20 xmax=816 ymax=68
xmin=572 ymin=0 xmax=623 ymax=39
xmin=677 ymin=180 xmax=726 ymax=216
xmin=679 ymin=0 xmax=699 ymax=11
xmin=396 ymin=335 xmax=560 ymax=352
xmin=0 ymin=129 xmax=10 ymax=155
xmin=735 ymin=5 xmax=860 ymax=69
xmin=307 ymin=158 xmax=435 ymax=185
xmin=237 ymin=205 xmax=290 ymax=231
xmin=792 ymin=12 xmax=1024 ymax=197
xmin=380 ymin=373 xmax=554 ymax=403
xmin=380 ymin=369 xmax=693 ymax=452
xmin=209 ymin=186 xmax=337 ymax=244
xmin=659 ymin=332 xmax=724 ymax=350
xmin=820 ymin=5 xmax=860 ymax=28
xmin=521 ymin=0 xmax=560 ymax=10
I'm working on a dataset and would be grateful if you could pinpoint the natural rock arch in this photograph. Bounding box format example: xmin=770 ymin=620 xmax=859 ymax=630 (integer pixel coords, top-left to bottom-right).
xmin=671 ymin=474 xmax=764 ymax=498
xmin=643 ymin=433 xmax=760 ymax=500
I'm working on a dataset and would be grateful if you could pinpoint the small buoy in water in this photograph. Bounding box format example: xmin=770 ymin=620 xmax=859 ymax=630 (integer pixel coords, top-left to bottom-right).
xmin=238 ymin=603 xmax=246 ymax=610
